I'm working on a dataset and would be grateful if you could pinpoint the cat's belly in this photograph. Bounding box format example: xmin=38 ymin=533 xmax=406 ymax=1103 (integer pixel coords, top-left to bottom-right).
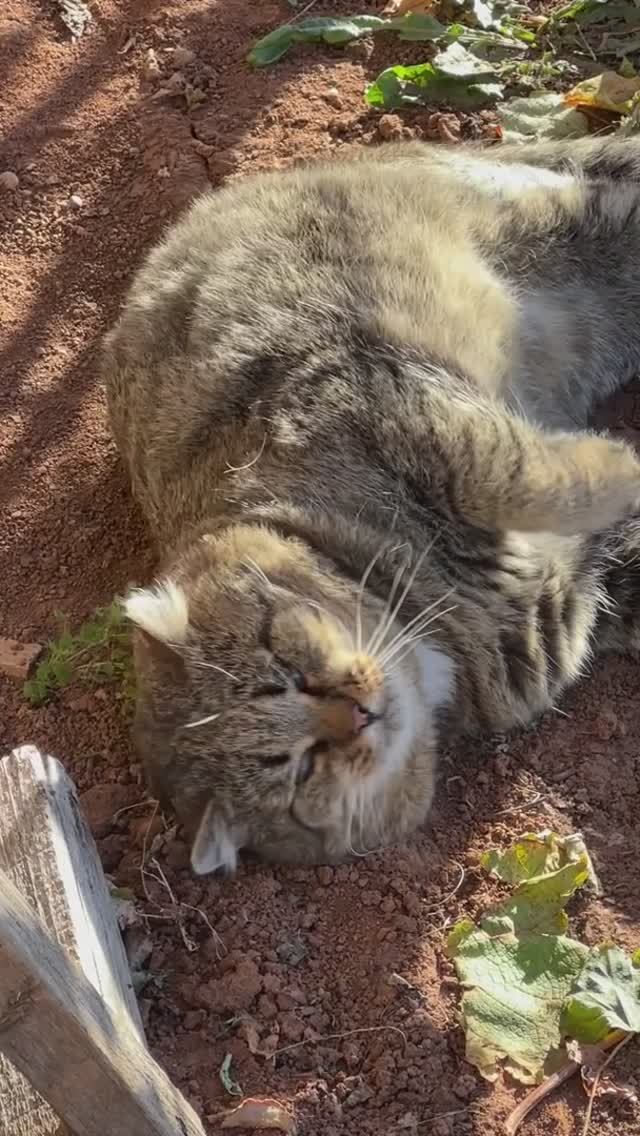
xmin=447 ymin=155 xmax=576 ymax=198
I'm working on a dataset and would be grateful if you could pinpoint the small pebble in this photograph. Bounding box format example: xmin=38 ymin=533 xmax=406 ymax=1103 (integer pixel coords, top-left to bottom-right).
xmin=378 ymin=114 xmax=403 ymax=141
xmin=69 ymin=193 xmax=83 ymax=210
xmin=0 ymin=637 xmax=42 ymax=680
xmin=143 ymin=48 xmax=162 ymax=81
xmin=324 ymin=86 xmax=343 ymax=109
xmin=0 ymin=170 xmax=19 ymax=191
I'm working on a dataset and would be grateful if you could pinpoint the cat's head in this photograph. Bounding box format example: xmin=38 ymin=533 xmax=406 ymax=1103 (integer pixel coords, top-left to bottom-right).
xmin=125 ymin=525 xmax=452 ymax=871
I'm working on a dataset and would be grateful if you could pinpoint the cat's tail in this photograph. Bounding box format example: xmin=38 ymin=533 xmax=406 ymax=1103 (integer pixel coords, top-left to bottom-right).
xmin=489 ymin=136 xmax=640 ymax=183
xmin=423 ymin=394 xmax=640 ymax=537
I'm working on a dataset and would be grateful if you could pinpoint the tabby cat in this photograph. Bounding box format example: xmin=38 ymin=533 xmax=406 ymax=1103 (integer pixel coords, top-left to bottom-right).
xmin=104 ymin=135 xmax=640 ymax=873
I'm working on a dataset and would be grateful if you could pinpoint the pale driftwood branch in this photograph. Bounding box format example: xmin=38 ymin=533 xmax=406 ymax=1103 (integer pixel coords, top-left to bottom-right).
xmin=0 ymin=864 xmax=207 ymax=1136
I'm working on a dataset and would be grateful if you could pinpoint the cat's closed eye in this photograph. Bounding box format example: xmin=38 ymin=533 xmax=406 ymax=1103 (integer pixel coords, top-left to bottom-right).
xmin=258 ymin=752 xmax=291 ymax=767
xmin=254 ymin=680 xmax=288 ymax=697
xmin=272 ymin=656 xmax=307 ymax=692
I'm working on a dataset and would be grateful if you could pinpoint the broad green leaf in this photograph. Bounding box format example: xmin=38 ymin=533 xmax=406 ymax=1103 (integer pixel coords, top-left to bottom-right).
xmin=482 ymin=830 xmax=583 ymax=885
xmin=493 ymin=858 xmax=590 ymax=935
xmin=394 ymin=11 xmax=447 ymax=40
xmin=434 ymin=40 xmax=501 ymax=77
xmin=447 ymin=0 xmax=520 ymax=32
xmin=247 ymin=12 xmax=444 ymax=67
xmin=366 ymin=45 xmax=503 ymax=110
xmin=448 ymin=831 xmax=593 ymax=1082
xmin=562 ymin=946 xmax=640 ymax=1043
xmin=498 ymin=91 xmax=589 ymax=142
xmin=448 ymin=918 xmax=589 ymax=1082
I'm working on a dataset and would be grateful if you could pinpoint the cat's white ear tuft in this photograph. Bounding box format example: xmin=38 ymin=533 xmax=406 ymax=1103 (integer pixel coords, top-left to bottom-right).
xmin=190 ymin=802 xmax=241 ymax=875
xmin=124 ymin=579 xmax=189 ymax=644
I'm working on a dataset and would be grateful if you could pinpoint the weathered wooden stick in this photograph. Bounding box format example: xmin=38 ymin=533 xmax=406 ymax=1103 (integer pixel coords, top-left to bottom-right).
xmin=0 ymin=746 xmax=146 ymax=1135
xmin=0 ymin=746 xmax=205 ymax=1136
xmin=0 ymin=747 xmax=143 ymax=1036
xmin=0 ymin=860 xmax=207 ymax=1136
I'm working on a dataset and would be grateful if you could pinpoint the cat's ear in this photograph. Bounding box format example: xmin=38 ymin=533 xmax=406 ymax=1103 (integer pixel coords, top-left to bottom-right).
xmin=190 ymin=801 xmax=241 ymax=875
xmin=446 ymin=405 xmax=640 ymax=535
xmin=124 ymin=579 xmax=189 ymax=644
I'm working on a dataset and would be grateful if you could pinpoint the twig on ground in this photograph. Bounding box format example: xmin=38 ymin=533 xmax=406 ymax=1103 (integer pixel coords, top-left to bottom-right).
xmin=495 ymin=791 xmax=547 ymax=816
xmin=288 ymin=0 xmax=319 ymax=23
xmin=423 ymin=862 xmax=465 ymax=913
xmin=505 ymin=1031 xmax=627 ymax=1136
xmin=272 ymin=1024 xmax=407 ymax=1059
xmin=419 ymin=1106 xmax=478 ymax=1126
xmin=581 ymin=1033 xmax=635 ymax=1136
xmin=112 ymin=798 xmax=158 ymax=822
xmin=137 ymin=804 xmax=225 ymax=957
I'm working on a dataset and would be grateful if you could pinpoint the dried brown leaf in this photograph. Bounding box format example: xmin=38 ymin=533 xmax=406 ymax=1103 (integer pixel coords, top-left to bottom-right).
xmin=567 ymin=1038 xmax=638 ymax=1103
xmin=221 ymin=1098 xmax=296 ymax=1132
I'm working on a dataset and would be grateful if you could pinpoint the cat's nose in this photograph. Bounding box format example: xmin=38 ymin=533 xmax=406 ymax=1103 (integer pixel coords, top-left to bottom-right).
xmin=317 ymin=697 xmax=380 ymax=740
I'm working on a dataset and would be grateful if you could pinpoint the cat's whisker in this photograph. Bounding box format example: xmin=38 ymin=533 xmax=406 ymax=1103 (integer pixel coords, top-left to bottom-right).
xmin=344 ymin=784 xmax=386 ymax=858
xmin=377 ymin=595 xmax=457 ymax=667
xmin=367 ymin=544 xmax=430 ymax=658
xmin=192 ymin=660 xmax=241 ymax=683
xmin=380 ymin=606 xmax=458 ymax=671
xmin=365 ymin=545 xmax=411 ymax=658
xmin=242 ymin=557 xmax=272 ymax=590
xmin=376 ymin=588 xmax=455 ymax=663
xmin=183 ymin=712 xmax=221 ymax=730
xmin=355 ymin=545 xmax=388 ymax=652
xmin=370 ymin=536 xmax=443 ymax=659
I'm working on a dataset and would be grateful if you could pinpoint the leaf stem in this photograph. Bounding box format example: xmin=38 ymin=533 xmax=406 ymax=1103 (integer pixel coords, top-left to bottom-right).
xmin=504 ymin=1030 xmax=627 ymax=1136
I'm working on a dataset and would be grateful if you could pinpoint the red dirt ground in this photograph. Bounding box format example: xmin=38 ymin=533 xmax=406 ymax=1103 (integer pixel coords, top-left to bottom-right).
xmin=1 ymin=3 xmax=639 ymax=1135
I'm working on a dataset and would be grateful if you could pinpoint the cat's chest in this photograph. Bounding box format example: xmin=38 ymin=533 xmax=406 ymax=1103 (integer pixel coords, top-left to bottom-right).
xmin=413 ymin=643 xmax=455 ymax=712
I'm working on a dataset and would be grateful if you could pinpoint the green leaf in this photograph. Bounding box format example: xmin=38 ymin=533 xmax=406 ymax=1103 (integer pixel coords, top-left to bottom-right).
xmin=494 ymin=859 xmax=590 ymax=935
xmin=481 ymin=832 xmax=592 ymax=935
xmin=448 ymin=831 xmax=594 ymax=1082
xmin=434 ymin=41 xmax=500 ymax=77
xmin=444 ymin=20 xmax=529 ymax=51
xmin=497 ymin=91 xmax=589 ymax=142
xmin=563 ymin=946 xmax=640 ymax=1042
xmin=366 ymin=44 xmax=503 ymax=110
xmin=550 ymin=0 xmax=609 ymax=23
xmin=247 ymin=12 xmax=444 ymax=67
xmin=447 ymin=0 xmax=521 ymax=32
xmin=392 ymin=12 xmax=447 ymax=41
xmin=449 ymin=918 xmax=589 ymax=1082
xmin=482 ymin=830 xmax=591 ymax=886
xmin=219 ymin=1053 xmax=243 ymax=1097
